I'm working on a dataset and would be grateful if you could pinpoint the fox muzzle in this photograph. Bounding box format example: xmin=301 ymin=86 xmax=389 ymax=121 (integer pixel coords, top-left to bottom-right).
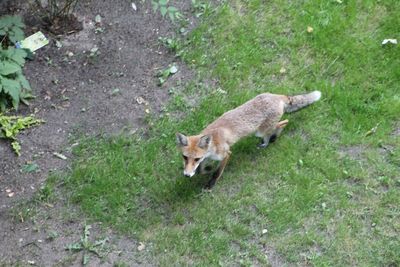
xmin=183 ymin=170 xmax=196 ymax=177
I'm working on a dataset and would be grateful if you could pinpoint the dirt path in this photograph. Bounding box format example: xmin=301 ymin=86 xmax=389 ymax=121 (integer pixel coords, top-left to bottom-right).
xmin=0 ymin=0 xmax=195 ymax=265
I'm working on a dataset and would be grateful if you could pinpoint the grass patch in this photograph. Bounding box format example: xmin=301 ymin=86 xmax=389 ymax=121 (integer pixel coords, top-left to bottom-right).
xmin=60 ymin=0 xmax=400 ymax=265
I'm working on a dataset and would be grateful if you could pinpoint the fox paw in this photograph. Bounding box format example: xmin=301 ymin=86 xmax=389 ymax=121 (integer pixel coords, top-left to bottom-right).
xmin=257 ymin=141 xmax=268 ymax=149
xmin=204 ymin=178 xmax=217 ymax=189
xmin=269 ymin=134 xmax=277 ymax=143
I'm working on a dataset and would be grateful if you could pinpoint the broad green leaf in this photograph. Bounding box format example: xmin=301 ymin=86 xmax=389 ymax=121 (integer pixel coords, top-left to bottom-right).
xmin=159 ymin=0 xmax=168 ymax=5
xmin=160 ymin=6 xmax=168 ymax=17
xmin=168 ymin=11 xmax=175 ymax=22
xmin=0 ymin=29 xmax=5 ymax=35
xmin=11 ymin=26 xmax=25 ymax=41
xmin=0 ymin=16 xmax=12 ymax=28
xmin=22 ymin=163 xmax=39 ymax=173
xmin=152 ymin=1 xmax=159 ymax=11
xmin=2 ymin=47 xmax=27 ymax=66
xmin=0 ymin=61 xmax=21 ymax=75
xmin=1 ymin=76 xmax=21 ymax=105
xmin=8 ymin=35 xmax=19 ymax=44
xmin=168 ymin=6 xmax=178 ymax=12
xmin=0 ymin=15 xmax=24 ymax=29
xmin=12 ymin=16 xmax=25 ymax=28
xmin=16 ymin=72 xmax=31 ymax=90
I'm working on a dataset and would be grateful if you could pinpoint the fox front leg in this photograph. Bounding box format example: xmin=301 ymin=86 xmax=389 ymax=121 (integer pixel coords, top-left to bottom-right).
xmin=197 ymin=160 xmax=213 ymax=175
xmin=205 ymin=151 xmax=231 ymax=189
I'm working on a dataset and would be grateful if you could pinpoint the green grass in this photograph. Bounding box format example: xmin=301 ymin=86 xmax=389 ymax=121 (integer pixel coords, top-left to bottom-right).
xmin=60 ymin=0 xmax=399 ymax=266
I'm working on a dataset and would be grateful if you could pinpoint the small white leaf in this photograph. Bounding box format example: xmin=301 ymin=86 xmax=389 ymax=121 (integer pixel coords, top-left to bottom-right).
xmin=53 ymin=152 xmax=67 ymax=160
xmin=55 ymin=40 xmax=63 ymax=48
xmin=137 ymin=242 xmax=146 ymax=251
xmin=136 ymin=96 xmax=147 ymax=105
xmin=169 ymin=65 xmax=178 ymax=74
xmin=262 ymin=229 xmax=268 ymax=235
xmin=382 ymin=39 xmax=397 ymax=45
xmin=111 ymin=88 xmax=120 ymax=95
xmin=131 ymin=2 xmax=137 ymax=11
xmin=95 ymin=15 xmax=102 ymax=24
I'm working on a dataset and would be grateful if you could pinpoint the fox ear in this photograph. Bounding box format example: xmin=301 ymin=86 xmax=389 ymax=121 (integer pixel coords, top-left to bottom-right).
xmin=198 ymin=134 xmax=212 ymax=149
xmin=176 ymin=132 xmax=188 ymax=146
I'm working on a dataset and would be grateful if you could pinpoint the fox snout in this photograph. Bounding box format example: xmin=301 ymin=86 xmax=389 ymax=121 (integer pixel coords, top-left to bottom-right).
xmin=183 ymin=159 xmax=199 ymax=177
xmin=183 ymin=169 xmax=196 ymax=177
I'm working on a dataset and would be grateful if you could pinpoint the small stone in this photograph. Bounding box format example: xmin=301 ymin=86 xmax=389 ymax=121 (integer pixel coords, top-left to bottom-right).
xmin=137 ymin=242 xmax=146 ymax=251
xmin=262 ymin=229 xmax=268 ymax=235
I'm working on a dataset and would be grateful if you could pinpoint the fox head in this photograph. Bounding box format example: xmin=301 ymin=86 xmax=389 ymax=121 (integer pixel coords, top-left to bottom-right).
xmin=176 ymin=132 xmax=212 ymax=177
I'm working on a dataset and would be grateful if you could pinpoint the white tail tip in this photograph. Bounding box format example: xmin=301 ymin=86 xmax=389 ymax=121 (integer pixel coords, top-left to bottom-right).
xmin=311 ymin=91 xmax=322 ymax=101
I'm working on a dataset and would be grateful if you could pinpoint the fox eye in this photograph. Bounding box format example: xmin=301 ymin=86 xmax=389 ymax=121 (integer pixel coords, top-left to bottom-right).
xmin=183 ymin=155 xmax=188 ymax=161
xmin=194 ymin=158 xmax=201 ymax=162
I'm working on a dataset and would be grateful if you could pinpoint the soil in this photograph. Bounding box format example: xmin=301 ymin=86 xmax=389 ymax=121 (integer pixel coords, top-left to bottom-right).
xmin=0 ymin=0 xmax=197 ymax=265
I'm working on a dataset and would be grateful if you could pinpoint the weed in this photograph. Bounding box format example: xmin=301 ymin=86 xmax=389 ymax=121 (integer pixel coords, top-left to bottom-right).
xmin=0 ymin=114 xmax=44 ymax=155
xmin=152 ymin=0 xmax=183 ymax=22
xmin=157 ymin=64 xmax=178 ymax=85
xmin=66 ymin=224 xmax=109 ymax=266
xmin=191 ymin=0 xmax=213 ymax=18
xmin=158 ymin=36 xmax=180 ymax=53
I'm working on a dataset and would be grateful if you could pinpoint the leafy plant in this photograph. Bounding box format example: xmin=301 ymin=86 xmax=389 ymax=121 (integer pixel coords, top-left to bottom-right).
xmin=0 ymin=15 xmax=33 ymax=111
xmin=152 ymin=0 xmax=183 ymax=22
xmin=157 ymin=64 xmax=178 ymax=85
xmin=0 ymin=15 xmax=25 ymax=45
xmin=21 ymin=162 xmax=40 ymax=173
xmin=191 ymin=0 xmax=213 ymax=17
xmin=66 ymin=224 xmax=109 ymax=266
xmin=0 ymin=113 xmax=44 ymax=156
xmin=158 ymin=36 xmax=180 ymax=53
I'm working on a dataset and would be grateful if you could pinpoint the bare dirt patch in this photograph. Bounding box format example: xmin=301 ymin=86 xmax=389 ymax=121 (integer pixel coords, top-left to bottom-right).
xmin=338 ymin=145 xmax=366 ymax=161
xmin=0 ymin=0 xmax=197 ymax=265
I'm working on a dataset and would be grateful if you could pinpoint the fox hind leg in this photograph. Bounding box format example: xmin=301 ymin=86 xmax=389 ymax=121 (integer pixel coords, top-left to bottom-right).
xmin=257 ymin=119 xmax=288 ymax=149
xmin=271 ymin=119 xmax=288 ymax=142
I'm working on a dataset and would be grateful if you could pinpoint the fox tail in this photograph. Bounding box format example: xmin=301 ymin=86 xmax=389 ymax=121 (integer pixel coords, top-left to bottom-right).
xmin=283 ymin=91 xmax=321 ymax=113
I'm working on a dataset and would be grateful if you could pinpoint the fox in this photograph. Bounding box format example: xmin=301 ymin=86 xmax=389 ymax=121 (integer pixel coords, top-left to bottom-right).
xmin=176 ymin=90 xmax=321 ymax=189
